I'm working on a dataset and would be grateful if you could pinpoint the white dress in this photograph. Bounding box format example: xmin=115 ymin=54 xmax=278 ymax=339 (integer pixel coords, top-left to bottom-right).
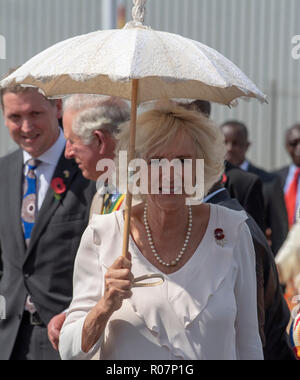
xmin=59 ymin=204 xmax=263 ymax=360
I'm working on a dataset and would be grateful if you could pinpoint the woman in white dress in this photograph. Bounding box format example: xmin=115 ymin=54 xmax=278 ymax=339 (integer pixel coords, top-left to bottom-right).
xmin=59 ymin=100 xmax=264 ymax=360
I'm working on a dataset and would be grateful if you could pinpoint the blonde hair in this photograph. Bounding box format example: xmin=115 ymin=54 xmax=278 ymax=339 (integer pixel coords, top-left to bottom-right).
xmin=116 ymin=100 xmax=226 ymax=196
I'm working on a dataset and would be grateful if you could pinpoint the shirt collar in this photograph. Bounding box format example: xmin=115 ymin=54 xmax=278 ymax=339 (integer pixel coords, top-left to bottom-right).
xmin=239 ymin=160 xmax=249 ymax=171
xmin=290 ymin=163 xmax=300 ymax=174
xmin=203 ymin=187 xmax=226 ymax=203
xmin=23 ymin=128 xmax=66 ymax=166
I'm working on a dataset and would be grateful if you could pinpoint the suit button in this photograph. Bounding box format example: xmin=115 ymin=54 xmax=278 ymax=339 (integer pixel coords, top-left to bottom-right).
xmin=24 ymin=273 xmax=30 ymax=279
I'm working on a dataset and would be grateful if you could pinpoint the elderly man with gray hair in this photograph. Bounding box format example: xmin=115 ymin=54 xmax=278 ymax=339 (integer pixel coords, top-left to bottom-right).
xmin=63 ymin=94 xmax=130 ymax=180
xmin=47 ymin=94 xmax=130 ymax=352
xmin=63 ymin=94 xmax=130 ymax=216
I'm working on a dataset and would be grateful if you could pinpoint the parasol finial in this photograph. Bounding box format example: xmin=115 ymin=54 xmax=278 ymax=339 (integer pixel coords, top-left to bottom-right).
xmin=123 ymin=0 xmax=149 ymax=30
xmin=132 ymin=0 xmax=147 ymax=24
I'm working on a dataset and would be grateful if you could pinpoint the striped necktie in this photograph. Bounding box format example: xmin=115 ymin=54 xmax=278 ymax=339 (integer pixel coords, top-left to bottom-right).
xmin=21 ymin=159 xmax=40 ymax=246
xmin=102 ymin=192 xmax=113 ymax=214
xmin=102 ymin=192 xmax=125 ymax=214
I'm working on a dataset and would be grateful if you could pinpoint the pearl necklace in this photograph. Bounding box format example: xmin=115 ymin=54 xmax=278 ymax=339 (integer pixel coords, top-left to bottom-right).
xmin=143 ymin=203 xmax=193 ymax=267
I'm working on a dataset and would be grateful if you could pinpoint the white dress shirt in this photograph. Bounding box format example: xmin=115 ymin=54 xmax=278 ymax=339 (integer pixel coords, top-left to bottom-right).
xmin=59 ymin=204 xmax=263 ymax=360
xmin=23 ymin=129 xmax=66 ymax=210
xmin=239 ymin=160 xmax=250 ymax=172
xmin=23 ymin=129 xmax=65 ymax=313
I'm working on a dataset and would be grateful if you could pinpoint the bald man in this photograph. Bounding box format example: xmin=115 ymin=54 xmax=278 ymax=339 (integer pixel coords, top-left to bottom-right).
xmin=221 ymin=120 xmax=288 ymax=255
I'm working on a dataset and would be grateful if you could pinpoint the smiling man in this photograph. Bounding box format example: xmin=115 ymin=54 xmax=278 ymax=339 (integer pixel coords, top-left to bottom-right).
xmin=2 ymin=89 xmax=61 ymax=157
xmin=0 ymin=84 xmax=95 ymax=360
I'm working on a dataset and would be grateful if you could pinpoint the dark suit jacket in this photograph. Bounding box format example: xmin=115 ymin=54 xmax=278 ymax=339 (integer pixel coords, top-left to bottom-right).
xmin=224 ymin=161 xmax=266 ymax=233
xmin=274 ymin=166 xmax=289 ymax=189
xmin=208 ymin=189 xmax=295 ymax=360
xmin=0 ymin=149 xmax=96 ymax=360
xmin=247 ymin=163 xmax=288 ymax=255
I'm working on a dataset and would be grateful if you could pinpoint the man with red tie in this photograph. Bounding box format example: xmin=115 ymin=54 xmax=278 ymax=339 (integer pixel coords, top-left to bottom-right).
xmin=275 ymin=124 xmax=300 ymax=229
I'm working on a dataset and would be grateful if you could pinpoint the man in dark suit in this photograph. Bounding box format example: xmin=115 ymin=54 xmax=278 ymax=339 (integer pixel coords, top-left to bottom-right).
xmin=223 ymin=160 xmax=266 ymax=234
xmin=0 ymin=85 xmax=95 ymax=360
xmin=221 ymin=120 xmax=288 ymax=255
xmin=204 ymin=183 xmax=295 ymax=360
xmin=274 ymin=124 xmax=300 ymax=229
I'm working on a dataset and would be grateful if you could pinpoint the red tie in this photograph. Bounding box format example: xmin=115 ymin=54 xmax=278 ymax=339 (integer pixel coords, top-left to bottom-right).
xmin=285 ymin=168 xmax=300 ymax=228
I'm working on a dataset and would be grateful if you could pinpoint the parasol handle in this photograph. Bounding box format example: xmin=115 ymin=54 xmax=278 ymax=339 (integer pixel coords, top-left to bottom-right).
xmin=121 ymin=78 xmax=165 ymax=289
xmin=132 ymin=273 xmax=164 ymax=287
xmin=122 ymin=79 xmax=139 ymax=258
xmin=132 ymin=0 xmax=147 ymax=24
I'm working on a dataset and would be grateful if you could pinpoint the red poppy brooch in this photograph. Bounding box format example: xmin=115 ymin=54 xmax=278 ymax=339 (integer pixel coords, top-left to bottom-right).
xmin=214 ymin=228 xmax=226 ymax=247
xmin=51 ymin=177 xmax=67 ymax=200
xmin=222 ymin=173 xmax=228 ymax=184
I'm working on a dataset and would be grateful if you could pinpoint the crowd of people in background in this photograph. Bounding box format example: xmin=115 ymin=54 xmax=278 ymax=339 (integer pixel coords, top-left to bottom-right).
xmin=0 ymin=75 xmax=300 ymax=360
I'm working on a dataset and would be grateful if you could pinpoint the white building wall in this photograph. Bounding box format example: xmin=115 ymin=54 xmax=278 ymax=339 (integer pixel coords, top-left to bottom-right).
xmin=0 ymin=0 xmax=299 ymax=170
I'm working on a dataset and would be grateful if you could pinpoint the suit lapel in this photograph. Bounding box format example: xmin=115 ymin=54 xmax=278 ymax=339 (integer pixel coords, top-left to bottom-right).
xmin=8 ymin=150 xmax=27 ymax=254
xmin=25 ymin=153 xmax=79 ymax=259
xmin=281 ymin=166 xmax=290 ymax=188
xmin=247 ymin=162 xmax=255 ymax=173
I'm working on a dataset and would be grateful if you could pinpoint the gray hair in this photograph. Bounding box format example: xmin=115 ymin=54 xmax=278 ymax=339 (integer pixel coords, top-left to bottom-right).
xmin=63 ymin=94 xmax=130 ymax=145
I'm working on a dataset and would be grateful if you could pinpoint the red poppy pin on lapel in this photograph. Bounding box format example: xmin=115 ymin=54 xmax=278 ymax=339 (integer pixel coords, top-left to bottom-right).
xmin=214 ymin=228 xmax=225 ymax=247
xmin=222 ymin=173 xmax=228 ymax=184
xmin=51 ymin=177 xmax=67 ymax=200
xmin=51 ymin=171 xmax=69 ymax=200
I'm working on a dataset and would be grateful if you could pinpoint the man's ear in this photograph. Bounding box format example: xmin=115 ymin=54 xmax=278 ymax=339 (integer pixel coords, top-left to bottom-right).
xmin=93 ymin=130 xmax=106 ymax=152
xmin=94 ymin=130 xmax=116 ymax=157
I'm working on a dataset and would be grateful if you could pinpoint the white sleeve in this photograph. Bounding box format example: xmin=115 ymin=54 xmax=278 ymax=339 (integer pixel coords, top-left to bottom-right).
xmin=234 ymin=222 xmax=264 ymax=360
xmin=59 ymin=224 xmax=103 ymax=360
